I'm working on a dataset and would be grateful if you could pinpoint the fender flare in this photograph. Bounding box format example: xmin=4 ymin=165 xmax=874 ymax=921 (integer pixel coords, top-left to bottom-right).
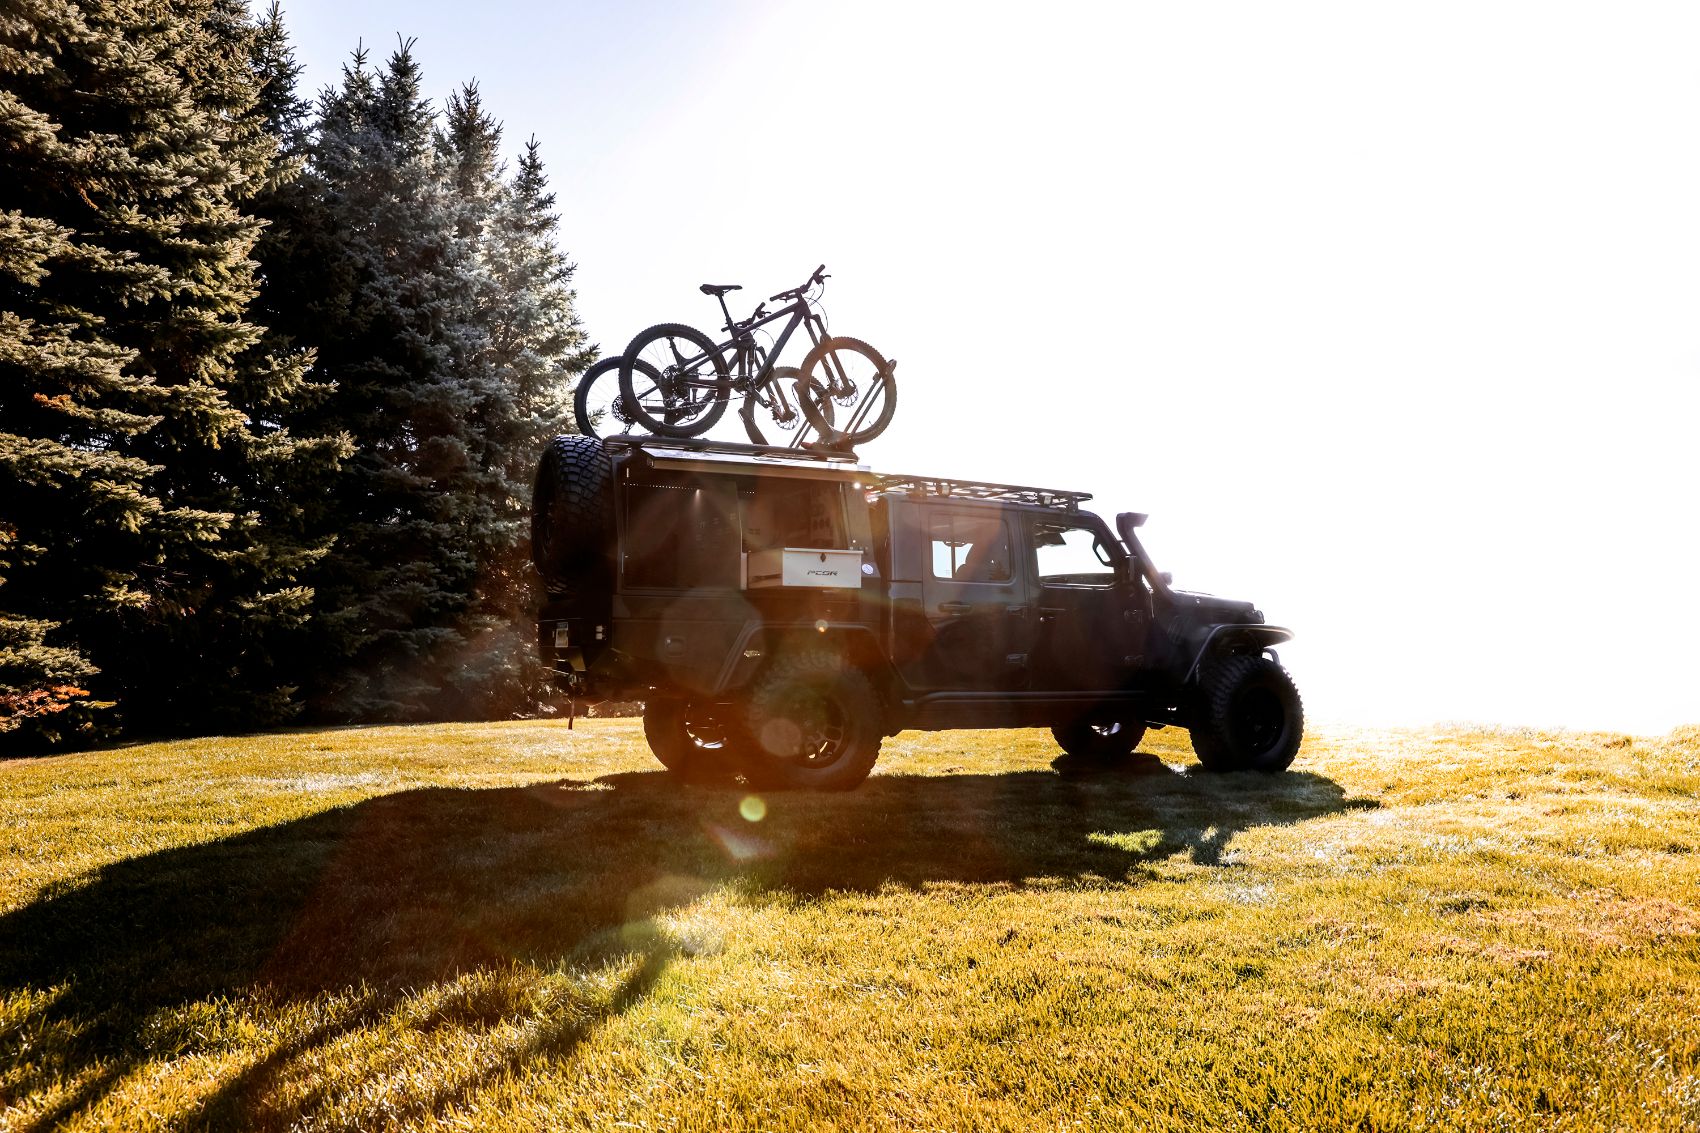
xmin=1184 ymin=624 xmax=1294 ymax=684
xmin=712 ymin=622 xmax=891 ymax=695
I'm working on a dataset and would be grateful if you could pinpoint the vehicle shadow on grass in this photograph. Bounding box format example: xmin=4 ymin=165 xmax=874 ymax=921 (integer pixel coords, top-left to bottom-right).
xmin=0 ymin=754 xmax=1373 ymax=1130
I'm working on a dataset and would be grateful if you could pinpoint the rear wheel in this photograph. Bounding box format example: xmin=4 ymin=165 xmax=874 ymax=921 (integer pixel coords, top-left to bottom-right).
xmin=643 ymin=700 xmax=744 ymax=781
xmin=798 ymin=336 xmax=896 ymax=448
xmin=1190 ymin=654 xmax=1304 ymax=773
xmin=1052 ymin=717 xmax=1147 ymax=760
xmin=743 ymin=651 xmax=883 ymax=791
xmin=575 ymin=356 xmax=655 ymax=438
xmin=619 ymin=323 xmax=731 ymax=437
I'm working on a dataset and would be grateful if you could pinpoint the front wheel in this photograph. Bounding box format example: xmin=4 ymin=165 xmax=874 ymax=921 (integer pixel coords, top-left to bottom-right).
xmin=1189 ymin=654 xmax=1304 ymax=773
xmin=740 ymin=365 xmax=834 ymax=446
xmin=619 ymin=323 xmax=731 ymax=437
xmin=798 ymin=336 xmax=896 ymax=448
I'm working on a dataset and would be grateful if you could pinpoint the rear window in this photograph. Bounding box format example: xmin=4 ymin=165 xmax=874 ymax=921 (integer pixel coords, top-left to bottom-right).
xmin=621 ymin=473 xmax=851 ymax=591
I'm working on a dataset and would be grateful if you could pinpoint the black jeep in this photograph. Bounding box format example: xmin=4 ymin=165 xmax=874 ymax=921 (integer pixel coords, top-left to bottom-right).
xmin=532 ymin=435 xmax=1302 ymax=790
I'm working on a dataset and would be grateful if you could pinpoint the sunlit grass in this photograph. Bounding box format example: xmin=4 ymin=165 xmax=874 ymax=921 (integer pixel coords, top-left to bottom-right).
xmin=2 ymin=720 xmax=1697 ymax=1130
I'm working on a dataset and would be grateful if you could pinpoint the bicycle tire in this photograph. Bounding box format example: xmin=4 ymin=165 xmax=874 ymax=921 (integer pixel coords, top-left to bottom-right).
xmin=740 ymin=365 xmax=834 ymax=446
xmin=574 ymin=356 xmax=657 ymax=438
xmin=619 ymin=322 xmax=731 ymax=437
xmin=798 ymin=336 xmax=897 ymax=448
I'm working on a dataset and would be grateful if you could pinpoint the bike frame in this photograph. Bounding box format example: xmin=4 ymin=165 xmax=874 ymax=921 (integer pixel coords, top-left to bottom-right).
xmin=689 ymin=295 xmax=829 ymax=423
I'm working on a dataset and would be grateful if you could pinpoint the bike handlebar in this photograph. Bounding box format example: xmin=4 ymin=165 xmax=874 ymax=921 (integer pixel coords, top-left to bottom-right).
xmin=768 ymin=264 xmax=829 ymax=303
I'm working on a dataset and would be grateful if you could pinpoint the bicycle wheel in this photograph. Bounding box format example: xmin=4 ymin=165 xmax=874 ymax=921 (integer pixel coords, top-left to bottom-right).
xmin=619 ymin=323 xmax=731 ymax=437
xmin=799 ymin=336 xmax=897 ymax=448
xmin=574 ymin=356 xmax=654 ymax=438
xmin=740 ymin=365 xmax=834 ymax=446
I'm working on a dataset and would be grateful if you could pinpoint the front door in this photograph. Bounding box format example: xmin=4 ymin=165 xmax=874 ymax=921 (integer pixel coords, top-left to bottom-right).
xmin=901 ymin=507 xmax=1037 ymax=691
xmin=1026 ymin=516 xmax=1144 ymax=692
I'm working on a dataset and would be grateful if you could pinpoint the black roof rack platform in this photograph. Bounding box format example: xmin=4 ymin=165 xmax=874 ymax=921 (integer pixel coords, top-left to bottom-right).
xmin=601 ymin=433 xmax=870 ymax=479
xmin=872 ymin=473 xmax=1092 ymax=512
xmin=601 ymin=433 xmax=861 ymax=463
xmin=594 ymin=436 xmax=1089 ymax=507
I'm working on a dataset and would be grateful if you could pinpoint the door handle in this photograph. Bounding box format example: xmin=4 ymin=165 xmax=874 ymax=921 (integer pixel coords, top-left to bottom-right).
xmin=1038 ymin=607 xmax=1063 ymax=621
xmin=938 ymin=601 xmax=971 ymax=615
xmin=1005 ymin=604 xmax=1030 ymax=616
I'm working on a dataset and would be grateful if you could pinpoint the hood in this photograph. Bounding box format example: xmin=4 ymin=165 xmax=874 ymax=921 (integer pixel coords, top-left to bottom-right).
xmin=1169 ymin=589 xmax=1264 ymax=625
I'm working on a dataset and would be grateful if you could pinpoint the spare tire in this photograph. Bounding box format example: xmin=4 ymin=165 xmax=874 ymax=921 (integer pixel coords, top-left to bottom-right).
xmin=531 ymin=435 xmax=614 ymax=604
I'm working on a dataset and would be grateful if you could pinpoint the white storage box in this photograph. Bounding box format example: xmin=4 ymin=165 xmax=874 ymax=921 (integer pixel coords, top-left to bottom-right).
xmin=745 ymin=547 xmax=865 ymax=589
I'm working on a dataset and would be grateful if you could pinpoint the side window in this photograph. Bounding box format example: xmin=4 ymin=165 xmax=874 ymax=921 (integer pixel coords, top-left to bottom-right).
xmin=1034 ymin=522 xmax=1117 ymax=587
xmin=930 ymin=513 xmax=1012 ymax=583
xmin=741 ymin=479 xmax=847 ymax=551
xmin=623 ymin=477 xmax=740 ymax=589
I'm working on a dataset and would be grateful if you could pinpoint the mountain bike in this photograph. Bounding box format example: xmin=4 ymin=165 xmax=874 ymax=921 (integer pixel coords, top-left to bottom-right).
xmin=576 ymin=352 xmax=831 ymax=444
xmin=617 ymin=265 xmax=898 ymax=448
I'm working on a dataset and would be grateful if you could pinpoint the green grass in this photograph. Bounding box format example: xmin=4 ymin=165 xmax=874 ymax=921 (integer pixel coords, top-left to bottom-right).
xmin=2 ymin=719 xmax=1697 ymax=1131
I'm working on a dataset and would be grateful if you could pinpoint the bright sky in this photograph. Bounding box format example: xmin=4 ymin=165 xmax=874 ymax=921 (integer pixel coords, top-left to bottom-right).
xmin=280 ymin=1 xmax=1700 ymax=734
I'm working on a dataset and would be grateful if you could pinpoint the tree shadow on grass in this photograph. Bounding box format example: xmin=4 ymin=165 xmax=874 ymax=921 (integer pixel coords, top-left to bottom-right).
xmin=0 ymin=753 xmax=1374 ymax=1129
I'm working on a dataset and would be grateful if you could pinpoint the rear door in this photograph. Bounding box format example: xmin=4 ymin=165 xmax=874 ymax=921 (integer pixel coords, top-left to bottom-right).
xmin=898 ymin=506 xmax=1037 ymax=691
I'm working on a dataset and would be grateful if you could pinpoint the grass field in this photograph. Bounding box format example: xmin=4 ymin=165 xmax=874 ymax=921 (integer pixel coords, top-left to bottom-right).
xmin=2 ymin=719 xmax=1697 ymax=1131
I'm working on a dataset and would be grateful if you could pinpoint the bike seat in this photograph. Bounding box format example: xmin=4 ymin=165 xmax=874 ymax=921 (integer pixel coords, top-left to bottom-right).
xmin=699 ymin=283 xmax=742 ymax=297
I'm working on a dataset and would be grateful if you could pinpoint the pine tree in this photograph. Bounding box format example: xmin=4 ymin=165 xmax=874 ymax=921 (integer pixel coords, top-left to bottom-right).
xmin=287 ymin=51 xmax=592 ymax=721
xmin=250 ymin=1 xmax=309 ymax=152
xmin=0 ymin=0 xmax=343 ymax=741
xmin=450 ymin=129 xmax=592 ymax=716
xmin=425 ymin=89 xmax=592 ymax=715
xmin=296 ymin=42 xmax=493 ymax=720
xmin=0 ymin=613 xmax=96 ymax=741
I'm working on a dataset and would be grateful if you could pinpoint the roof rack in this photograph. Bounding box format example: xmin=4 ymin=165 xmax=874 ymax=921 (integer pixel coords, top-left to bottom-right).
xmin=601 ymin=433 xmax=861 ymax=463
xmin=872 ymin=473 xmax=1092 ymax=512
xmin=591 ymin=437 xmax=1089 ymax=508
xmin=601 ymin=433 xmax=869 ymax=477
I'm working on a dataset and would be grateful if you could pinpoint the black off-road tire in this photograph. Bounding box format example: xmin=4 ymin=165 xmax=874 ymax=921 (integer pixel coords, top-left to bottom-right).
xmin=743 ymin=651 xmax=883 ymax=791
xmin=1189 ymin=654 xmax=1304 ymax=773
xmin=530 ymin=435 xmax=613 ymax=603
xmin=643 ymin=700 xmax=744 ymax=783
xmin=1052 ymin=718 xmax=1147 ymax=760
